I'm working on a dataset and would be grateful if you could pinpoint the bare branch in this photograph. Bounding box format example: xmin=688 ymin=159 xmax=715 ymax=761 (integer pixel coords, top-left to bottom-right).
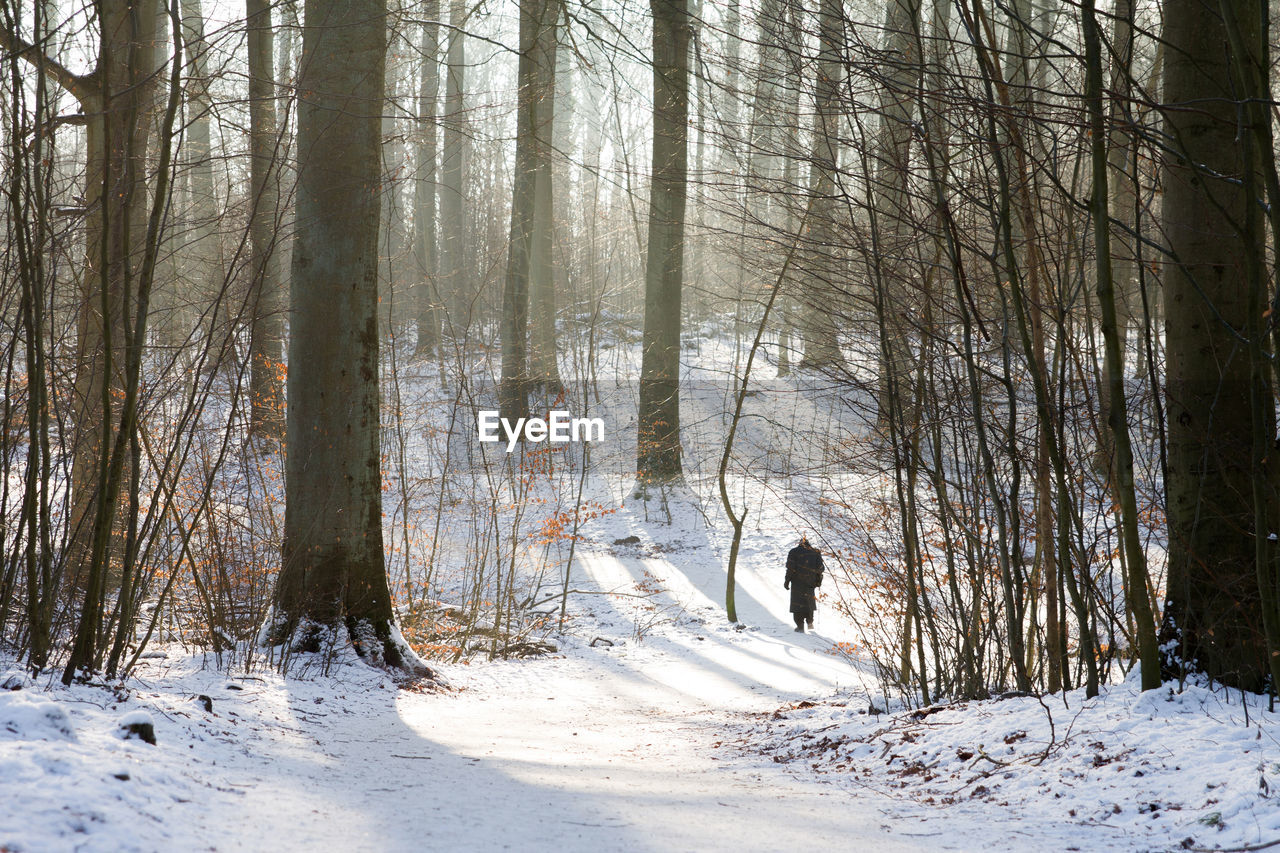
xmin=0 ymin=23 xmax=97 ymax=106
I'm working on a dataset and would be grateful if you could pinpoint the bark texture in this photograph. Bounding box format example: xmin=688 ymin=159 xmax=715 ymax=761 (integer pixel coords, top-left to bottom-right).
xmin=500 ymin=0 xmax=560 ymax=420
xmin=797 ymin=0 xmax=844 ymax=370
xmin=637 ymin=0 xmax=690 ymax=484
xmin=247 ymin=0 xmax=284 ymax=441
xmin=1160 ymin=0 xmax=1273 ymax=691
xmin=276 ymin=0 xmax=419 ymax=672
xmin=440 ymin=0 xmax=467 ymax=335
xmin=413 ymin=4 xmax=441 ymax=357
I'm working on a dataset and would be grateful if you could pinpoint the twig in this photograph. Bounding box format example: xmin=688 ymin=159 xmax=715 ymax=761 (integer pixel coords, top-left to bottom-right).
xmin=1191 ymin=839 xmax=1280 ymax=853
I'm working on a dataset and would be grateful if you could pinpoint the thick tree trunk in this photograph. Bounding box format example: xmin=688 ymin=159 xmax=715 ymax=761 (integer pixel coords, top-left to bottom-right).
xmin=1 ymin=0 xmax=163 ymax=667
xmin=1160 ymin=0 xmax=1273 ymax=691
xmin=65 ymin=0 xmax=159 ymax=591
xmin=636 ymin=0 xmax=689 ymax=485
xmin=275 ymin=0 xmax=425 ymax=674
xmin=66 ymin=0 xmax=174 ymax=681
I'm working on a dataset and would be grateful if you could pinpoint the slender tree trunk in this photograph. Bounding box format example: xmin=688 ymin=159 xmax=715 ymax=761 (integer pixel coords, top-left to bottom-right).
xmin=746 ymin=0 xmax=782 ymax=200
xmin=797 ymin=0 xmax=845 ymax=370
xmin=179 ymin=0 xmax=220 ymax=354
xmin=775 ymin=0 xmax=802 ymax=375
xmin=247 ymin=0 xmax=284 ymax=441
xmin=380 ymin=23 xmax=410 ymax=330
xmin=551 ymin=23 xmax=575 ymax=306
xmin=1083 ymin=0 xmax=1160 ymax=689
xmin=529 ymin=0 xmax=562 ymax=394
xmin=413 ymin=3 xmax=441 ymax=357
xmin=440 ymin=0 xmax=467 ymax=336
xmin=872 ymin=0 xmax=922 ymax=426
xmin=500 ymin=0 xmax=559 ymax=420
xmin=1093 ymin=0 xmax=1137 ymax=475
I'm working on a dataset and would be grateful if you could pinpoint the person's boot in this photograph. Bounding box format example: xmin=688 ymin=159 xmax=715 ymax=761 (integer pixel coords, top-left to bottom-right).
xmin=806 ymin=618 xmax=814 ymax=629
xmin=794 ymin=624 xmax=804 ymax=633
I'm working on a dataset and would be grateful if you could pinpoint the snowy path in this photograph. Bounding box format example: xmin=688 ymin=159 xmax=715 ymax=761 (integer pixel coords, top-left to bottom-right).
xmin=2 ymin=542 xmax=1155 ymax=851
xmin=261 ymin=653 xmax=908 ymax=852
xmin=170 ymin=546 xmax=915 ymax=852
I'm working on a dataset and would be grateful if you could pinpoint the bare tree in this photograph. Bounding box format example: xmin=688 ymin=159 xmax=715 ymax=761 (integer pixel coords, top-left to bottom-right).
xmin=636 ymin=0 xmax=690 ymax=485
xmin=413 ymin=3 xmax=442 ymax=357
xmin=272 ymin=0 xmax=428 ymax=674
xmin=1159 ymin=0 xmax=1275 ymax=691
xmin=500 ymin=0 xmax=560 ymax=420
xmin=440 ymin=0 xmax=468 ymax=336
xmin=247 ymin=0 xmax=284 ymax=441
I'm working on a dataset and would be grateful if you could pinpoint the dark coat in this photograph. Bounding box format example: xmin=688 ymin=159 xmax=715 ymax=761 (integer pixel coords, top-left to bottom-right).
xmin=784 ymin=543 xmax=824 ymax=616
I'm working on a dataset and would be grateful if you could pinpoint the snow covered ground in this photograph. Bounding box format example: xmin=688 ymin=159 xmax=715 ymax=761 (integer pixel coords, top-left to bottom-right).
xmin=4 ymin=499 xmax=1277 ymax=852
xmin=0 ymin=532 xmax=896 ymax=853
xmin=0 ymin=327 xmax=1271 ymax=852
xmin=734 ymin=677 xmax=1280 ymax=851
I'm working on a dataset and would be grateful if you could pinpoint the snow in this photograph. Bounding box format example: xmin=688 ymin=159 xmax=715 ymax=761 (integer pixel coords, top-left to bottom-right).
xmin=1 ymin=694 xmax=75 ymax=742
xmin=1 ymin=334 xmax=1275 ymax=851
xmin=734 ymin=675 xmax=1280 ymax=851
xmin=4 ymin=507 xmax=1277 ymax=852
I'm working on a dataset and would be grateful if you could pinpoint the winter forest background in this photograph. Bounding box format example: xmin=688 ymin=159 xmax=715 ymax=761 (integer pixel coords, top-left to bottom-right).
xmin=2 ymin=0 xmax=1280 ymax=846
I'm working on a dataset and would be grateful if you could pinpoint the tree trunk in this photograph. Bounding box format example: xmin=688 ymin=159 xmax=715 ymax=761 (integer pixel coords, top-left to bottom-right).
xmin=529 ymin=2 xmax=563 ymax=395
xmin=1083 ymin=0 xmax=1160 ymax=690
xmin=247 ymin=0 xmax=284 ymax=441
xmin=0 ymin=0 xmax=163 ymax=666
xmin=412 ymin=3 xmax=441 ymax=357
xmin=500 ymin=0 xmax=559 ymax=420
xmin=1092 ymin=0 xmax=1136 ymax=475
xmin=66 ymin=0 xmax=172 ymax=681
xmin=66 ymin=0 xmax=159 ymax=590
xmin=440 ymin=0 xmax=467 ymax=336
xmin=636 ymin=0 xmax=690 ymax=485
xmin=1160 ymin=0 xmax=1272 ymax=691
xmin=274 ymin=0 xmax=426 ymax=674
xmin=872 ymin=0 xmax=921 ymax=426
xmin=797 ymin=0 xmax=845 ymax=370
xmin=179 ymin=0 xmax=221 ymax=356
xmin=775 ymin=0 xmax=803 ymax=375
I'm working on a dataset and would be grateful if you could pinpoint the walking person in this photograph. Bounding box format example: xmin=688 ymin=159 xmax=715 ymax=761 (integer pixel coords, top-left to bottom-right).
xmin=784 ymin=535 xmax=824 ymax=633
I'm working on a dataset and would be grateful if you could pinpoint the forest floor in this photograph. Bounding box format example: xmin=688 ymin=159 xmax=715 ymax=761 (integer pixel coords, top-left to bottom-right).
xmin=3 ymin=496 xmax=1278 ymax=852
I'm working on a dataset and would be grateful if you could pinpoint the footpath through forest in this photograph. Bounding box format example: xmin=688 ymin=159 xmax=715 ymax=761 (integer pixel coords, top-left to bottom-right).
xmin=2 ymin=538 xmax=918 ymax=851
xmin=5 ymin=516 xmax=1227 ymax=852
xmin=4 ymin=344 xmax=1276 ymax=850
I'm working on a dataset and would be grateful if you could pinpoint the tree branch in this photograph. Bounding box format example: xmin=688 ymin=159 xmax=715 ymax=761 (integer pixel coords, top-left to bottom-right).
xmin=0 ymin=23 xmax=97 ymax=106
